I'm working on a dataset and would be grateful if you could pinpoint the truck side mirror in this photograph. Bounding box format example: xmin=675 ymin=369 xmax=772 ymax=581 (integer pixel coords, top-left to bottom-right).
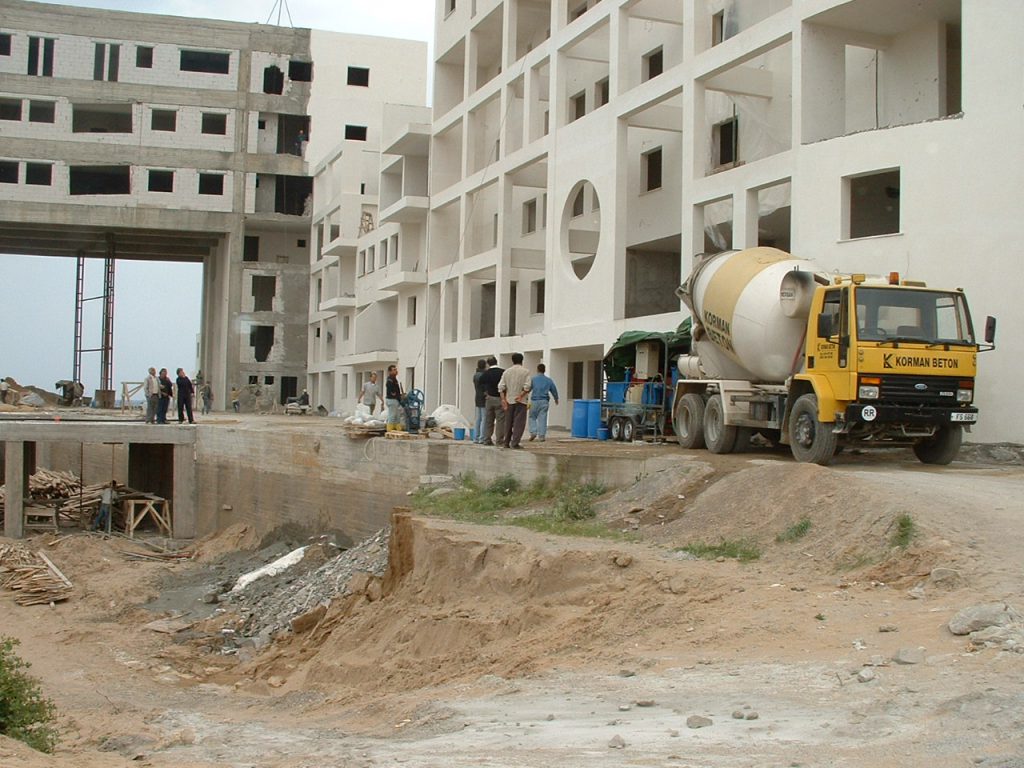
xmin=816 ymin=312 xmax=834 ymax=338
xmin=984 ymin=315 xmax=997 ymax=344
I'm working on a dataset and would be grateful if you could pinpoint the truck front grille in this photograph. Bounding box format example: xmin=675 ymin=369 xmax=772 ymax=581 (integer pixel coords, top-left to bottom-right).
xmin=879 ymin=375 xmax=961 ymax=406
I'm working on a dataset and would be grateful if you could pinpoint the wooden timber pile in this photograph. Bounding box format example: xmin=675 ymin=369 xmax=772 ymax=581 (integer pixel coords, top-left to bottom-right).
xmin=0 ymin=544 xmax=73 ymax=606
xmin=0 ymin=468 xmax=82 ymax=513
xmin=343 ymin=423 xmax=386 ymax=439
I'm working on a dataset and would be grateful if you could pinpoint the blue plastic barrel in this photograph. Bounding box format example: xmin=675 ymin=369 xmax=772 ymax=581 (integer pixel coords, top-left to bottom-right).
xmin=571 ymin=400 xmax=589 ymax=438
xmin=586 ymin=399 xmax=602 ymax=439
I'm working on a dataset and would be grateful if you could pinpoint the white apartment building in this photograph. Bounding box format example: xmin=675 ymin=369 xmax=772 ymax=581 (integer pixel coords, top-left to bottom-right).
xmin=0 ymin=0 xmax=426 ymax=408
xmin=324 ymin=0 xmax=1022 ymax=444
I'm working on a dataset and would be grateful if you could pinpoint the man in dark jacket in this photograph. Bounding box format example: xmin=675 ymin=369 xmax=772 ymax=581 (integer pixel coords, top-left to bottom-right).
xmin=478 ymin=356 xmax=505 ymax=446
xmin=176 ymin=368 xmax=195 ymax=424
xmin=157 ymin=368 xmax=173 ymax=424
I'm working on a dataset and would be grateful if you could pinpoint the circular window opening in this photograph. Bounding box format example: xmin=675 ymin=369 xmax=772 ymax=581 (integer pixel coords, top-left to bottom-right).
xmin=562 ymin=181 xmax=600 ymax=280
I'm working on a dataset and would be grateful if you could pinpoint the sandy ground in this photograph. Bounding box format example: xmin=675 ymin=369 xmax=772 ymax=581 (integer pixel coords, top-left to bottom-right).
xmin=1 ymin=445 xmax=1023 ymax=768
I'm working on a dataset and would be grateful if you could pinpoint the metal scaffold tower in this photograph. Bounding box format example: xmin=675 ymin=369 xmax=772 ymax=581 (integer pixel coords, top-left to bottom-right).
xmin=72 ymin=234 xmax=116 ymax=406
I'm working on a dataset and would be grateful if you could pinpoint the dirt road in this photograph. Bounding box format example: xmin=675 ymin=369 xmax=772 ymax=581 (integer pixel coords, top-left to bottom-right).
xmin=2 ymin=448 xmax=1022 ymax=767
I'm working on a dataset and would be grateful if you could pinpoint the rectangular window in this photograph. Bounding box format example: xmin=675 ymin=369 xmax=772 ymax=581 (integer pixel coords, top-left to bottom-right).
xmin=243 ymin=235 xmax=260 ymax=262
xmin=198 ymin=173 xmax=224 ymax=195
xmin=643 ymin=147 xmax=663 ymax=191
xmin=28 ymin=37 xmax=54 ymax=77
xmin=252 ymin=275 xmax=276 ymax=311
xmin=0 ymin=98 xmax=22 ymax=121
xmin=407 ymin=296 xmax=417 ymax=326
xmin=596 ymin=77 xmax=609 ymax=108
xmin=714 ymin=116 xmax=738 ymax=166
xmin=93 ymin=43 xmax=119 ymax=82
xmin=201 ymin=112 xmax=227 ymax=135
xmin=572 ymin=187 xmax=584 ymax=217
xmin=0 ymin=161 xmax=19 ymax=184
xmin=523 ymin=198 xmax=537 ymax=234
xmin=147 ymin=169 xmax=173 ymax=192
xmin=69 ymin=165 xmax=130 ymax=195
xmin=264 ymin=376 xmax=275 ymax=386
xmin=342 ymin=315 xmax=350 ymax=340
xmin=446 ymin=0 xmax=456 ymax=15
xmin=847 ymin=169 xmax=900 ymax=239
xmin=347 ymin=66 xmax=369 ymax=86
xmin=151 ymin=109 xmax=176 ymax=131
xmin=0 ymin=33 xmax=11 ymax=56
xmin=28 ymin=100 xmax=55 ymax=123
xmin=25 ymin=163 xmax=52 ymax=186
xmin=712 ymin=11 xmax=725 ymax=46
xmin=345 ymin=124 xmax=367 ymax=141
xmin=72 ymin=103 xmax=133 ymax=134
xmin=389 ymin=233 xmax=398 ymax=263
xmin=136 ymin=46 xmax=153 ymax=68
xmin=531 ymin=279 xmax=545 ymax=314
xmin=644 ymin=47 xmax=663 ymax=81
xmin=180 ymin=49 xmax=230 ymax=74
xmin=571 ymin=91 xmax=586 ymax=122
xmin=289 ymin=60 xmax=313 ymax=81
xmin=249 ymin=326 xmax=274 ymax=362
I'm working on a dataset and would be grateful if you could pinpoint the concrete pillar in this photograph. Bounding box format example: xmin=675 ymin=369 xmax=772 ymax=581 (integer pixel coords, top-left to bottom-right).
xmin=172 ymin=442 xmax=196 ymax=539
xmin=3 ymin=441 xmax=28 ymax=539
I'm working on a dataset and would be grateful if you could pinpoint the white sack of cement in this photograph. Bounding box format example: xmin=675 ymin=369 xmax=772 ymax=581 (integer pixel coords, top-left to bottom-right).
xmin=231 ymin=546 xmax=308 ymax=593
xmin=429 ymin=404 xmax=471 ymax=430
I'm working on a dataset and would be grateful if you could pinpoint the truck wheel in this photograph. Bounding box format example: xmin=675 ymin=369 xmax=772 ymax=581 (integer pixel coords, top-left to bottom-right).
xmin=609 ymin=417 xmax=623 ymax=441
xmin=622 ymin=418 xmax=636 ymax=442
xmin=789 ymin=394 xmax=837 ymax=465
xmin=674 ymin=393 xmax=706 ymax=449
xmin=704 ymin=394 xmax=739 ymax=454
xmin=913 ymin=424 xmax=962 ymax=465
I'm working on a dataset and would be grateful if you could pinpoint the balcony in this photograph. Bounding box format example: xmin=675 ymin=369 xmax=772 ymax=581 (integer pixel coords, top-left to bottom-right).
xmin=380 ymin=194 xmax=430 ymax=225
xmin=319 ymin=294 xmax=356 ymax=312
xmin=378 ymin=269 xmax=427 ymax=292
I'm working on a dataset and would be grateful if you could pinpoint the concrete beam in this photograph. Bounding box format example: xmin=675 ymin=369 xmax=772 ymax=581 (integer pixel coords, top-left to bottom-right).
xmin=0 ymin=421 xmax=197 ymax=445
xmin=3 ymin=441 xmax=26 ymax=539
xmin=172 ymin=443 xmax=196 ymax=539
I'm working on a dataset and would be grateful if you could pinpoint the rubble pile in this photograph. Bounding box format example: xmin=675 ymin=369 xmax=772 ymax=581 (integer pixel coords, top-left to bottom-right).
xmin=223 ymin=527 xmax=390 ymax=641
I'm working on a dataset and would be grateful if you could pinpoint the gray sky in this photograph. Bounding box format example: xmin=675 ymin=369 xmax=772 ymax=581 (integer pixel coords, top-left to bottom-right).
xmin=0 ymin=0 xmax=433 ymax=396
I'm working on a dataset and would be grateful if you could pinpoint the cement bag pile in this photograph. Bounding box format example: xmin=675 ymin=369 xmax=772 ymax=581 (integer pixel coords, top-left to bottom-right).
xmin=343 ymin=403 xmax=385 ymax=428
xmin=430 ymin=404 xmax=471 ymax=430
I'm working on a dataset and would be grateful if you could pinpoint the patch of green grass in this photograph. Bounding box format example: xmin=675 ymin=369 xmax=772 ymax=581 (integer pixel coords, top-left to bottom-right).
xmin=815 ymin=613 xmax=826 ymax=621
xmin=0 ymin=636 xmax=59 ymax=753
xmin=776 ymin=517 xmax=812 ymax=543
xmin=891 ymin=513 xmax=916 ymax=548
xmin=677 ymin=539 xmax=761 ymax=562
xmin=412 ymin=475 xmax=614 ymax=538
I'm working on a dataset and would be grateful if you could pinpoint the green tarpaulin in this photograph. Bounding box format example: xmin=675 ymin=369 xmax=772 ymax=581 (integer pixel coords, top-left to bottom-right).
xmin=603 ymin=318 xmax=692 ymax=381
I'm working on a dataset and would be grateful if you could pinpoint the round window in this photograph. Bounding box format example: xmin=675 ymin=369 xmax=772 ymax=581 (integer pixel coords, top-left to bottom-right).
xmin=562 ymin=181 xmax=600 ymax=280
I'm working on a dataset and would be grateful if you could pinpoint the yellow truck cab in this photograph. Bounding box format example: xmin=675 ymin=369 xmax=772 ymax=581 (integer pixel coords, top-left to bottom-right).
xmin=788 ymin=273 xmax=988 ymax=464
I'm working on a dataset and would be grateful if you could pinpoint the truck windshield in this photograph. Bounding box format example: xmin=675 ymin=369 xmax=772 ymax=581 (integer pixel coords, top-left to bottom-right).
xmin=855 ymin=287 xmax=975 ymax=345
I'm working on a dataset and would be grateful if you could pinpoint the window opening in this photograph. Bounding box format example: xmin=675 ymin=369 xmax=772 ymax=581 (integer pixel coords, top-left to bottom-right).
xmin=151 ymin=109 xmax=176 ymax=131
xmin=848 ymin=169 xmax=900 ymax=239
xmin=0 ymin=33 xmax=11 ymax=56
xmin=147 ymin=169 xmax=173 ymax=192
xmin=0 ymin=162 xmax=19 ymax=184
xmin=572 ymin=188 xmax=584 ymax=217
xmin=201 ymin=112 xmax=227 ymax=135
xmin=263 ymin=65 xmax=284 ymax=94
xmin=93 ymin=42 xmax=120 ymax=81
xmin=0 ymin=98 xmax=22 ymax=121
xmin=72 ymin=103 xmax=133 ymax=134
xmin=596 ymin=78 xmax=609 ymax=108
xmin=250 ymin=326 xmax=275 ymax=362
xmin=28 ymin=37 xmax=54 ymax=77
xmin=571 ymin=91 xmax=586 ymax=122
xmin=69 ymin=165 xmax=130 ymax=195
xmin=28 ymin=100 xmax=55 ymax=123
xmin=714 ymin=116 xmax=738 ymax=167
xmin=198 ymin=173 xmax=225 ymax=195
xmin=298 ymin=238 xmax=307 ymax=248
xmin=180 ymin=49 xmax=230 ymax=74
xmin=531 ymin=279 xmax=545 ymax=314
xmin=252 ymin=275 xmax=276 ymax=311
xmin=288 ymin=60 xmax=313 ymax=81
xmin=644 ymin=47 xmax=663 ymax=81
xmin=407 ymin=296 xmax=417 ymax=326
xmin=345 ymin=124 xmax=367 ymax=141
xmin=136 ymin=46 xmax=153 ymax=68
xmin=244 ymin=236 xmax=259 ymax=262
xmin=347 ymin=66 xmax=369 ymax=86
xmin=712 ymin=11 xmax=725 ymax=45
xmin=643 ymin=147 xmax=663 ymax=191
xmin=342 ymin=315 xmax=350 ymax=339
xmin=523 ymin=198 xmax=537 ymax=234
xmin=25 ymin=163 xmax=52 ymax=186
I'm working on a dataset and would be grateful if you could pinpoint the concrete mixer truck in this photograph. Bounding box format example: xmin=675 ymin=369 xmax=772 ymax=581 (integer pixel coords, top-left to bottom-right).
xmin=672 ymin=247 xmax=996 ymax=465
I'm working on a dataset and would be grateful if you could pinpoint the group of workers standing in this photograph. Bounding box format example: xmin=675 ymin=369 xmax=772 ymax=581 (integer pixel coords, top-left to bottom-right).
xmin=473 ymin=355 xmax=559 ymax=449
xmin=359 ymin=365 xmax=406 ymax=431
xmin=143 ymin=367 xmax=211 ymax=424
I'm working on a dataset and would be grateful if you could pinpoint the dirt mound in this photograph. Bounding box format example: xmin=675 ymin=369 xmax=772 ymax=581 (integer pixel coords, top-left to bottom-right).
xmin=192 ymin=522 xmax=262 ymax=562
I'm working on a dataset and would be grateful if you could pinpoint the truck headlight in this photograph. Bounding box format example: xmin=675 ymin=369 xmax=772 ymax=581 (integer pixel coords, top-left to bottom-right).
xmin=858 ymin=385 xmax=880 ymax=400
xmin=956 ymin=388 xmax=973 ymax=403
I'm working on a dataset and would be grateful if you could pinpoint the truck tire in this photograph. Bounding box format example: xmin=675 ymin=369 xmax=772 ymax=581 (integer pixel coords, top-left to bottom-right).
xmin=913 ymin=424 xmax=962 ymax=465
xmin=704 ymin=394 xmax=739 ymax=454
xmin=674 ymin=393 xmax=706 ymax=449
xmin=609 ymin=416 xmax=623 ymax=441
xmin=789 ymin=393 xmax=837 ymax=465
xmin=622 ymin=418 xmax=637 ymax=442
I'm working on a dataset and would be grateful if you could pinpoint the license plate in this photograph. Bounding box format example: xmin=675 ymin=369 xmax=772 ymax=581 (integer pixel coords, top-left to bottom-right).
xmin=950 ymin=412 xmax=977 ymax=423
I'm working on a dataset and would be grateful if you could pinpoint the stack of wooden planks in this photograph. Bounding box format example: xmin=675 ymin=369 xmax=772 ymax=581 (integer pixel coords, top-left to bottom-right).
xmin=343 ymin=423 xmax=386 ymax=439
xmin=0 ymin=544 xmax=73 ymax=606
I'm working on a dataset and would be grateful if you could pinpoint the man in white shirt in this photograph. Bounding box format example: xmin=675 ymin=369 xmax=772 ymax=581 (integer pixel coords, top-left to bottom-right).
xmin=498 ymin=353 xmax=532 ymax=449
xmin=144 ymin=367 xmax=160 ymax=423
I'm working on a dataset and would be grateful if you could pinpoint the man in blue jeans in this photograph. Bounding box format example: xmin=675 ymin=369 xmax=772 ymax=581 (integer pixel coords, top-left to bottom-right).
xmin=528 ymin=363 xmax=559 ymax=442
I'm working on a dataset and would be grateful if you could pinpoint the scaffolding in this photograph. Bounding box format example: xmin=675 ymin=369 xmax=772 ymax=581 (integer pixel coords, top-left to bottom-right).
xmin=72 ymin=234 xmax=116 ymax=407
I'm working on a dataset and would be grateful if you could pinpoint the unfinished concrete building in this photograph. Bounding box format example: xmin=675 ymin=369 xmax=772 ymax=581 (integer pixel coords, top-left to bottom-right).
xmin=324 ymin=0 xmax=1020 ymax=443
xmin=0 ymin=0 xmax=426 ymax=407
